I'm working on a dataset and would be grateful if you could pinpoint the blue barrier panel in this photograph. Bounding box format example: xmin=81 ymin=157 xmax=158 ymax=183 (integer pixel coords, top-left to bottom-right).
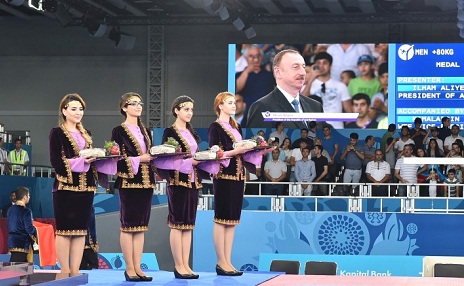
xmin=363 ymin=198 xmax=402 ymax=213
xmin=284 ymin=197 xmax=349 ymax=211
xmin=258 ymin=253 xmax=424 ymax=276
xmin=193 ymin=210 xmax=464 ymax=273
xmin=242 ymin=197 xmax=272 ymax=211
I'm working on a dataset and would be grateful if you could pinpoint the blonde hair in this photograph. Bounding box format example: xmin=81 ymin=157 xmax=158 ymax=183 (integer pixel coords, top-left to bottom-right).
xmin=59 ymin=93 xmax=92 ymax=145
xmin=213 ymin=91 xmax=238 ymax=129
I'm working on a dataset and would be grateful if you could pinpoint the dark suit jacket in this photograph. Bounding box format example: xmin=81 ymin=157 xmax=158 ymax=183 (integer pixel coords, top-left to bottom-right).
xmin=244 ymin=88 xmax=323 ymax=129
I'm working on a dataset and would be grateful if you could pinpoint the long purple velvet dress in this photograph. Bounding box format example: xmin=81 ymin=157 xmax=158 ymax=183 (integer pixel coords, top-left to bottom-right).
xmin=49 ymin=126 xmax=98 ymax=236
xmin=208 ymin=120 xmax=257 ymax=225
xmin=161 ymin=126 xmax=202 ymax=230
xmin=111 ymin=123 xmax=156 ymax=232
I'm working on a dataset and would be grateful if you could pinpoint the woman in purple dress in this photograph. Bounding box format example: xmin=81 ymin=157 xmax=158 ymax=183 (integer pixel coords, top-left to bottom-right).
xmin=49 ymin=94 xmax=98 ymax=276
xmin=208 ymin=92 xmax=261 ymax=276
xmin=111 ymin=92 xmax=154 ymax=282
xmin=161 ymin=95 xmax=203 ymax=279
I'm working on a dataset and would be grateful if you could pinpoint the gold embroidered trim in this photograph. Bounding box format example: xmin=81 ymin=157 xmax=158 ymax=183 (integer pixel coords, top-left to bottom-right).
xmin=214 ymin=120 xmax=245 ymax=181
xmin=168 ymin=222 xmax=195 ymax=230
xmin=213 ymin=218 xmax=240 ymax=225
xmin=60 ymin=124 xmax=81 ymax=157
xmin=120 ymin=225 xmax=149 ymax=232
xmin=57 ymin=182 xmax=97 ymax=192
xmin=56 ymin=229 xmax=87 ymax=236
xmin=9 ymin=247 xmax=28 ymax=253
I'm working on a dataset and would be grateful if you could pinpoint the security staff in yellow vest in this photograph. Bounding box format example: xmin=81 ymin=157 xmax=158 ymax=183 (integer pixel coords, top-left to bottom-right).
xmin=8 ymin=138 xmax=29 ymax=176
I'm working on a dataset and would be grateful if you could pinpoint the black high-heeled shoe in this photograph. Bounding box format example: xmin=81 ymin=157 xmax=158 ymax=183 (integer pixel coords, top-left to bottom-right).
xmin=233 ymin=269 xmax=243 ymax=276
xmin=136 ymin=273 xmax=153 ymax=282
xmin=216 ymin=264 xmax=239 ymax=276
xmin=189 ymin=273 xmax=200 ymax=279
xmin=124 ymin=271 xmax=140 ymax=282
xmin=174 ymin=269 xmax=196 ymax=279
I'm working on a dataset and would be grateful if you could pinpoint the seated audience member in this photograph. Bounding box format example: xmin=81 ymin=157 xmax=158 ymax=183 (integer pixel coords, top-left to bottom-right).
xmin=263 ymin=149 xmax=287 ymax=195
xmin=345 ymin=93 xmax=378 ymax=129
xmin=444 ymin=169 xmax=460 ymax=197
xmin=444 ymin=124 xmax=464 ymax=154
xmin=311 ymin=145 xmax=329 ymax=196
xmin=426 ymin=137 xmax=443 ymax=157
xmin=365 ymin=149 xmax=391 ymax=196
xmin=266 ymin=138 xmax=285 ymax=162
xmin=445 ymin=143 xmax=463 ymax=182
xmin=295 ymin=147 xmax=316 ymax=196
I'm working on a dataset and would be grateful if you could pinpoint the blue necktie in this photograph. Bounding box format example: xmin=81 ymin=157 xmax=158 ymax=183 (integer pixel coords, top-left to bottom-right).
xmin=292 ymin=99 xmax=300 ymax=113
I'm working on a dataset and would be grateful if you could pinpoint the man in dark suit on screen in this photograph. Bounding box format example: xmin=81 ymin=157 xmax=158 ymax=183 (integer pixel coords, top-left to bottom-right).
xmin=245 ymin=49 xmax=323 ymax=129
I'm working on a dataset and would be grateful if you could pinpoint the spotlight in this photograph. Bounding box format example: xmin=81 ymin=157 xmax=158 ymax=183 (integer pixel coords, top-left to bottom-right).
xmin=217 ymin=5 xmax=229 ymax=20
xmin=6 ymin=0 xmax=25 ymax=6
xmin=84 ymin=17 xmax=107 ymax=37
xmin=244 ymin=26 xmax=256 ymax=39
xmin=109 ymin=28 xmax=136 ymax=50
xmin=232 ymin=16 xmax=245 ymax=31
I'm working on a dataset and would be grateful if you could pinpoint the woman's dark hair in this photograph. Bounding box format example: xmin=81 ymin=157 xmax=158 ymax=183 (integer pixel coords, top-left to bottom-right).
xmin=171 ymin=95 xmax=200 ymax=143
xmin=427 ymin=138 xmax=442 ymax=157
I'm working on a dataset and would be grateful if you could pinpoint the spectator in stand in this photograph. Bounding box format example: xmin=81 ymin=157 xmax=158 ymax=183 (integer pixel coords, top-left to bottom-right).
xmin=268 ymin=122 xmax=288 ymax=145
xmin=423 ymin=168 xmax=440 ymax=197
xmin=444 ymin=124 xmax=464 ymax=154
xmin=423 ymin=127 xmax=444 ymax=153
xmin=361 ymin=135 xmax=376 ymax=182
xmin=307 ymin=121 xmax=317 ymax=142
xmin=345 ymin=93 xmax=378 ymax=129
xmin=370 ymin=62 xmax=388 ymax=123
xmin=322 ymin=125 xmax=339 ymax=182
xmin=234 ymin=94 xmax=246 ymax=125
xmin=394 ymin=144 xmax=427 ymax=197
xmin=444 ymin=169 xmax=460 ymax=197
xmin=266 ymin=138 xmax=285 ymax=162
xmin=366 ymin=149 xmax=391 ymax=196
xmin=416 ymin=148 xmax=446 ymax=196
xmin=291 ymin=128 xmax=313 ymax=150
xmin=445 ymin=142 xmax=463 ymax=182
xmin=426 ymin=138 xmax=443 ymax=157
xmin=348 ymin=55 xmax=381 ymax=98
xmin=340 ymin=132 xmax=365 ymax=184
xmin=302 ymin=51 xmax=352 ymax=129
xmin=327 ymin=44 xmax=372 ymax=81
xmin=311 ymin=144 xmax=329 ymax=196
xmin=0 ymin=137 xmax=10 ymax=175
xmin=235 ymin=44 xmax=275 ymax=109
xmin=295 ymin=147 xmax=316 ymax=196
xmin=310 ymin=138 xmax=332 ymax=163
xmin=8 ymin=138 xmax=29 ymax=176
xmin=410 ymin=117 xmax=427 ymax=150
xmin=280 ymin=138 xmax=293 ymax=181
xmin=438 ymin=116 xmax=451 ymax=142
xmin=380 ymin=124 xmax=396 ymax=155
xmin=289 ymin=140 xmax=308 ymax=182
xmin=235 ymin=44 xmax=248 ymax=73
xmin=394 ymin=126 xmax=415 ymax=157
xmin=1 ymin=191 xmax=16 ymax=218
xmin=263 ymin=149 xmax=287 ymax=195
xmin=385 ymin=137 xmax=397 ymax=184
xmin=340 ymin=70 xmax=356 ymax=86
